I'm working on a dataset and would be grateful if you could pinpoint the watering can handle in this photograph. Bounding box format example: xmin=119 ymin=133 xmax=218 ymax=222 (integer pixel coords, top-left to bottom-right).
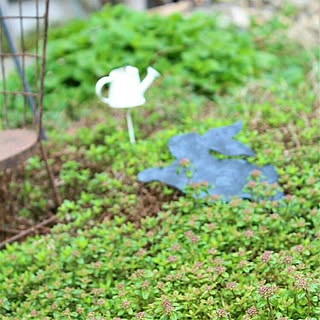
xmin=95 ymin=76 xmax=111 ymax=104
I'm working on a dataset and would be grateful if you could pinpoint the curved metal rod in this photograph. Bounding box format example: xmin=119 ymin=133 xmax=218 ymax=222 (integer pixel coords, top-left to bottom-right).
xmin=0 ymin=215 xmax=57 ymax=250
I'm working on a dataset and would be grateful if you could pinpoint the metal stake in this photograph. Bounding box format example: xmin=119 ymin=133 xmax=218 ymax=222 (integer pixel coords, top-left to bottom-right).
xmin=126 ymin=109 xmax=135 ymax=144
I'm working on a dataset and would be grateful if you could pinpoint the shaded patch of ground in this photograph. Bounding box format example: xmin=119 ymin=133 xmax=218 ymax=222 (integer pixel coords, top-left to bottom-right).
xmin=0 ymin=146 xmax=181 ymax=245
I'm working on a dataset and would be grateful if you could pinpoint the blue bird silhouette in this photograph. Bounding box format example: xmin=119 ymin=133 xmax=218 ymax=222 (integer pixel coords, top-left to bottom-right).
xmin=138 ymin=122 xmax=283 ymax=201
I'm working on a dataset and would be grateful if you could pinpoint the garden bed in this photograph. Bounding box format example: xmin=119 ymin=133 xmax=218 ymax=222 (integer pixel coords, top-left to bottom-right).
xmin=0 ymin=3 xmax=319 ymax=319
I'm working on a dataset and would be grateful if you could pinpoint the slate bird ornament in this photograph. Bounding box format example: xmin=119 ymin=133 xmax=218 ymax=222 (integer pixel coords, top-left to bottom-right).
xmin=138 ymin=122 xmax=283 ymax=201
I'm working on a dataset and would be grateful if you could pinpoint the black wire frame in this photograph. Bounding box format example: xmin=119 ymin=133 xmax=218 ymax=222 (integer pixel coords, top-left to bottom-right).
xmin=0 ymin=0 xmax=49 ymax=139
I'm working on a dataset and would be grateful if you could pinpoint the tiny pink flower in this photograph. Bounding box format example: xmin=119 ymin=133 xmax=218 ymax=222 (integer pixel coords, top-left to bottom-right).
xmin=30 ymin=310 xmax=39 ymax=317
xmin=141 ymin=281 xmax=150 ymax=289
xmin=171 ymin=243 xmax=180 ymax=251
xmin=244 ymin=230 xmax=254 ymax=238
xmin=213 ymin=258 xmax=224 ymax=266
xmin=162 ymin=299 xmax=173 ymax=313
xmin=185 ymin=230 xmax=193 ymax=238
xmin=226 ymin=282 xmax=237 ymax=290
xmin=146 ymin=230 xmax=154 ymax=237
xmin=294 ymin=276 xmax=309 ymax=290
xmin=212 ymin=194 xmax=220 ymax=201
xmin=166 ymin=274 xmax=174 ymax=281
xmin=190 ymin=182 xmax=201 ymax=189
xmin=251 ymin=169 xmax=261 ymax=177
xmin=238 ymin=260 xmax=248 ymax=268
xmin=167 ymin=255 xmax=177 ymax=263
xmin=206 ymin=223 xmax=216 ymax=230
xmin=287 ymin=266 xmax=296 ymax=274
xmin=230 ymin=198 xmax=241 ymax=207
xmin=215 ymin=266 xmax=225 ymax=275
xmin=258 ymin=285 xmax=277 ymax=298
xmin=117 ymin=283 xmax=124 ymax=290
xmin=270 ymin=213 xmax=280 ymax=220
xmin=137 ymin=248 xmax=147 ymax=256
xmin=93 ymin=261 xmax=102 ymax=269
xmin=260 ymin=250 xmax=273 ymax=263
xmin=201 ymin=180 xmax=208 ymax=187
xmin=310 ymin=209 xmax=317 ymax=216
xmin=76 ymin=306 xmax=84 ymax=313
xmin=216 ymin=308 xmax=228 ymax=318
xmin=194 ymin=261 xmax=203 ymax=269
xmin=283 ymin=255 xmax=293 ymax=264
xmin=247 ymin=180 xmax=257 ymax=188
xmin=92 ymin=288 xmax=103 ymax=296
xmin=179 ymin=158 xmax=190 ymax=167
xmin=157 ymin=281 xmax=165 ymax=288
xmin=208 ymin=248 xmax=217 ymax=254
xmin=294 ymin=244 xmax=304 ymax=253
xmin=246 ymin=306 xmax=258 ymax=316
xmin=121 ymin=300 xmax=130 ymax=309
xmin=136 ymin=312 xmax=145 ymax=319
xmin=190 ymin=235 xmax=199 ymax=243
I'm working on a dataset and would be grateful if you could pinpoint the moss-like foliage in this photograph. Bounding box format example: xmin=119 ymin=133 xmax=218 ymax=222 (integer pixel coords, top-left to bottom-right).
xmin=0 ymin=4 xmax=319 ymax=320
xmin=1 ymin=4 xmax=298 ymax=126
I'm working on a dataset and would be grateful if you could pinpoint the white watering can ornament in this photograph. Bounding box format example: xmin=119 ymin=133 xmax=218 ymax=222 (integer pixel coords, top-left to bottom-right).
xmin=95 ymin=65 xmax=160 ymax=143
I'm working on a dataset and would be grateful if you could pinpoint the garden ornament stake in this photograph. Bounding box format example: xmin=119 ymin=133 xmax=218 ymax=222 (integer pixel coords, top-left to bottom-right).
xmin=95 ymin=65 xmax=160 ymax=144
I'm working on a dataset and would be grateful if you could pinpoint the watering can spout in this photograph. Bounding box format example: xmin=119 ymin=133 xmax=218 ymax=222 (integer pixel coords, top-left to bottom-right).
xmin=140 ymin=67 xmax=160 ymax=94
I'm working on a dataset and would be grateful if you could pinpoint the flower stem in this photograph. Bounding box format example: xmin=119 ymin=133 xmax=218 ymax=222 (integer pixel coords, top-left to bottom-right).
xmin=266 ymin=297 xmax=274 ymax=320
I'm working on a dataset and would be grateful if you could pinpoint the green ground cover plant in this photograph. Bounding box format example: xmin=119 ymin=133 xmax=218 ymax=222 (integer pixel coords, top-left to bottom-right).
xmin=0 ymin=4 xmax=319 ymax=319
xmin=2 ymin=4 xmax=311 ymax=127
